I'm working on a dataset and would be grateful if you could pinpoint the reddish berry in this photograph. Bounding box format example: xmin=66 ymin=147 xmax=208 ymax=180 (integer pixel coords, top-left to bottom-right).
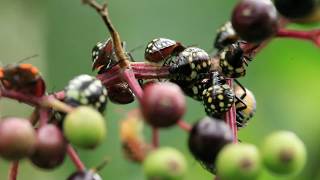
xmin=0 ymin=118 xmax=36 ymax=160
xmin=30 ymin=124 xmax=67 ymax=169
xmin=231 ymin=0 xmax=278 ymax=43
xmin=188 ymin=116 xmax=233 ymax=173
xmin=107 ymin=82 xmax=134 ymax=104
xmin=141 ymin=82 xmax=186 ymax=128
xmin=67 ymin=170 xmax=102 ymax=180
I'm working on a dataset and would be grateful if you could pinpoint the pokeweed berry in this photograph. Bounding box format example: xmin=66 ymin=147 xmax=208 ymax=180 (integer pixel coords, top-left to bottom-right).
xmin=234 ymin=83 xmax=256 ymax=128
xmin=261 ymin=131 xmax=307 ymax=176
xmin=169 ymin=47 xmax=211 ymax=82
xmin=140 ymin=82 xmax=186 ymax=128
xmin=67 ymin=170 xmax=102 ymax=180
xmin=0 ymin=118 xmax=36 ymax=160
xmin=188 ymin=116 xmax=233 ymax=173
xmin=143 ymin=147 xmax=187 ymax=180
xmin=30 ymin=124 xmax=67 ymax=169
xmin=202 ymin=72 xmax=235 ymax=118
xmin=64 ymin=74 xmax=108 ymax=113
xmin=63 ymin=106 xmax=107 ymax=149
xmin=214 ymin=21 xmax=239 ymax=50
xmin=218 ymin=41 xmax=249 ymax=78
xmin=92 ymin=38 xmax=131 ymax=74
xmin=144 ymin=38 xmax=184 ymax=63
xmin=0 ymin=63 xmax=46 ymax=97
xmin=231 ymin=0 xmax=279 ymax=43
xmin=107 ymin=82 xmax=134 ymax=104
xmin=273 ymin=0 xmax=320 ymax=22
xmin=216 ymin=143 xmax=262 ymax=180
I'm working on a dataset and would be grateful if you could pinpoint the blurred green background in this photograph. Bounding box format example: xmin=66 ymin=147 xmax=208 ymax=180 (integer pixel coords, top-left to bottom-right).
xmin=1 ymin=0 xmax=320 ymax=179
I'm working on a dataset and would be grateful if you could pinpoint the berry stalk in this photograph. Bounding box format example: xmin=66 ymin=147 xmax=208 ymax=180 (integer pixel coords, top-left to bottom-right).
xmin=8 ymin=161 xmax=19 ymax=180
xmin=226 ymin=79 xmax=238 ymax=144
xmin=277 ymin=28 xmax=320 ymax=47
xmin=67 ymin=145 xmax=86 ymax=171
xmin=177 ymin=120 xmax=192 ymax=132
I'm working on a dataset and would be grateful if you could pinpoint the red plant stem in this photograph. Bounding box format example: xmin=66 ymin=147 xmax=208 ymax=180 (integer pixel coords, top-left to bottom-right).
xmin=122 ymin=69 xmax=143 ymax=101
xmin=226 ymin=79 xmax=238 ymax=144
xmin=39 ymin=108 xmax=49 ymax=127
xmin=8 ymin=161 xmax=19 ymax=180
xmin=177 ymin=120 xmax=192 ymax=132
xmin=277 ymin=28 xmax=320 ymax=47
xmin=152 ymin=127 xmax=159 ymax=148
xmin=67 ymin=145 xmax=86 ymax=171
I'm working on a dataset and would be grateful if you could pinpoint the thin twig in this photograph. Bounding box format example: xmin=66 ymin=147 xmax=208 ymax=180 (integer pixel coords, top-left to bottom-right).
xmin=177 ymin=120 xmax=192 ymax=132
xmin=8 ymin=161 xmax=19 ymax=180
xmin=83 ymin=0 xmax=130 ymax=68
xmin=67 ymin=144 xmax=86 ymax=171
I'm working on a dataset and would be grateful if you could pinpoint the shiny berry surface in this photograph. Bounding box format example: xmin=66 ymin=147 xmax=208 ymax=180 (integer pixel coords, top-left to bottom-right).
xmin=188 ymin=117 xmax=233 ymax=172
xmin=107 ymin=82 xmax=134 ymax=104
xmin=141 ymin=82 xmax=186 ymax=128
xmin=232 ymin=0 xmax=278 ymax=43
xmin=0 ymin=118 xmax=36 ymax=160
xmin=67 ymin=170 xmax=102 ymax=180
xmin=30 ymin=124 xmax=67 ymax=169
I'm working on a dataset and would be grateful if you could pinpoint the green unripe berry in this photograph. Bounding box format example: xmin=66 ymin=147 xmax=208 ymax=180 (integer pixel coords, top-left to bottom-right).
xmin=143 ymin=147 xmax=187 ymax=180
xmin=63 ymin=106 xmax=106 ymax=149
xmin=261 ymin=131 xmax=307 ymax=176
xmin=216 ymin=143 xmax=262 ymax=180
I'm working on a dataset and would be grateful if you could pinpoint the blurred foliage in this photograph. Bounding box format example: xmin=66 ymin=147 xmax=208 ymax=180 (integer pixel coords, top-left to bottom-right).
xmin=1 ymin=0 xmax=320 ymax=179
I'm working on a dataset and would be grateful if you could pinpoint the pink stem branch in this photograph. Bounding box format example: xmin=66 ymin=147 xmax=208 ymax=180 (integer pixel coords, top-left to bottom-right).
xmin=152 ymin=128 xmax=159 ymax=148
xmin=122 ymin=69 xmax=144 ymax=101
xmin=177 ymin=120 xmax=192 ymax=132
xmin=226 ymin=79 xmax=238 ymax=144
xmin=8 ymin=161 xmax=19 ymax=180
xmin=67 ymin=145 xmax=86 ymax=171
xmin=277 ymin=28 xmax=320 ymax=47
xmin=39 ymin=108 xmax=49 ymax=127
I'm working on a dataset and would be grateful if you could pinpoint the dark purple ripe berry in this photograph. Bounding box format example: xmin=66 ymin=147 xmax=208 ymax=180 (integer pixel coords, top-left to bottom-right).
xmin=144 ymin=38 xmax=184 ymax=63
xmin=169 ymin=47 xmax=211 ymax=82
xmin=107 ymin=82 xmax=134 ymax=104
xmin=219 ymin=41 xmax=249 ymax=78
xmin=141 ymin=82 xmax=186 ymax=128
xmin=202 ymin=72 xmax=235 ymax=118
xmin=188 ymin=116 xmax=233 ymax=173
xmin=0 ymin=118 xmax=36 ymax=160
xmin=232 ymin=0 xmax=278 ymax=43
xmin=214 ymin=21 xmax=240 ymax=50
xmin=274 ymin=0 xmax=318 ymax=19
xmin=67 ymin=170 xmax=102 ymax=180
xmin=64 ymin=74 xmax=108 ymax=113
xmin=30 ymin=124 xmax=67 ymax=169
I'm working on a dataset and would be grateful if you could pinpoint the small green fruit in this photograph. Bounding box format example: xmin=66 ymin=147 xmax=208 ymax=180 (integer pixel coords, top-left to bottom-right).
xmin=261 ymin=131 xmax=307 ymax=176
xmin=63 ymin=106 xmax=106 ymax=149
xmin=216 ymin=143 xmax=262 ymax=180
xmin=143 ymin=147 xmax=187 ymax=180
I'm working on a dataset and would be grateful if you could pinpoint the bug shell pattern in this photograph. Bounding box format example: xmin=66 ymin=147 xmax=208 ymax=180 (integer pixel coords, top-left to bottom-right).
xmin=202 ymin=84 xmax=235 ymax=118
xmin=144 ymin=38 xmax=182 ymax=63
xmin=169 ymin=47 xmax=211 ymax=82
xmin=0 ymin=63 xmax=46 ymax=97
xmin=214 ymin=21 xmax=239 ymax=50
xmin=64 ymin=74 xmax=108 ymax=113
xmin=219 ymin=43 xmax=247 ymax=78
xmin=234 ymin=85 xmax=256 ymax=128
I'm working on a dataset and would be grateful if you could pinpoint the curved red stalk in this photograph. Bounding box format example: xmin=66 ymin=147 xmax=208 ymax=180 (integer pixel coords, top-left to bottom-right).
xmin=8 ymin=161 xmax=19 ymax=180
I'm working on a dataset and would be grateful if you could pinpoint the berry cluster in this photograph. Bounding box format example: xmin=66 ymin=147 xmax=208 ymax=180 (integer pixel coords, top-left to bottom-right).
xmin=0 ymin=0 xmax=319 ymax=179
